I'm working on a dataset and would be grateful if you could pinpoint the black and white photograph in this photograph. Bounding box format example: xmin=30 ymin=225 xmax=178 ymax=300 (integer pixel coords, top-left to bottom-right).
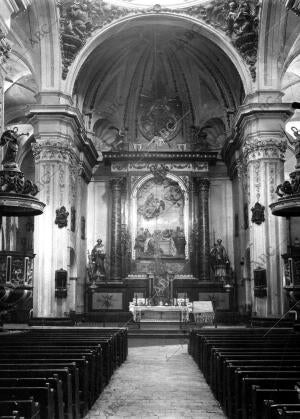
xmin=0 ymin=0 xmax=300 ymax=417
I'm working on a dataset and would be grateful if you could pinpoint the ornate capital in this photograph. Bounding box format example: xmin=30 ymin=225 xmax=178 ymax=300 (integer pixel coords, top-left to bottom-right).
xmin=31 ymin=140 xmax=78 ymax=164
xmin=110 ymin=177 xmax=126 ymax=191
xmin=194 ymin=178 xmax=210 ymax=192
xmin=242 ymin=137 xmax=287 ymax=162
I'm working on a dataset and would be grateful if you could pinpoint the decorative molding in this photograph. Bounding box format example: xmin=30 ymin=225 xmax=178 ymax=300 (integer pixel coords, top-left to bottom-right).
xmin=103 ymin=150 xmax=217 ymax=163
xmin=57 ymin=0 xmax=259 ymax=80
xmin=111 ymin=161 xmax=209 ymax=172
xmin=149 ymin=163 xmax=169 ymax=183
xmin=242 ymin=137 xmax=287 ymax=162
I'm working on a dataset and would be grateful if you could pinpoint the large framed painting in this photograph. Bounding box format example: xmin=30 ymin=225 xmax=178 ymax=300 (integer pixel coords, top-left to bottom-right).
xmin=131 ymin=173 xmax=189 ymax=260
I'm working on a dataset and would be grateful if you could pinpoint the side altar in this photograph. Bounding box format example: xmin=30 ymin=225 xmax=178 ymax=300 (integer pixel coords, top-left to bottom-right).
xmin=86 ymin=151 xmax=235 ymax=314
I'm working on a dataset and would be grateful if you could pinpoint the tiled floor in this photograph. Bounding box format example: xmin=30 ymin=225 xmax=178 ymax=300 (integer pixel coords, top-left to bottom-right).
xmin=84 ymin=341 xmax=226 ymax=419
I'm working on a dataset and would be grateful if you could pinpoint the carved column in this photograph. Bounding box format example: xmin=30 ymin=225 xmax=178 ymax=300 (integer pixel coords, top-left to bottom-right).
xmin=110 ymin=178 xmax=124 ymax=280
xmin=29 ymin=108 xmax=97 ymax=317
xmin=31 ymin=137 xmax=79 ymax=317
xmin=238 ymin=105 xmax=293 ymax=316
xmin=195 ymin=178 xmax=210 ymax=280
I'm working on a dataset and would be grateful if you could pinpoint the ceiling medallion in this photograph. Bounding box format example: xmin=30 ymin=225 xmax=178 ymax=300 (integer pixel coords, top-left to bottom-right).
xmin=138 ymin=96 xmax=182 ymax=143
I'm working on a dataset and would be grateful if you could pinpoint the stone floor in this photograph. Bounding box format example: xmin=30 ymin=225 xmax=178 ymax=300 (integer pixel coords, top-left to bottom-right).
xmin=84 ymin=340 xmax=226 ymax=419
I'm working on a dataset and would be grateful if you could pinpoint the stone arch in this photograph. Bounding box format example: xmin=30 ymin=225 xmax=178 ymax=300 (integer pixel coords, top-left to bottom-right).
xmin=64 ymin=13 xmax=253 ymax=98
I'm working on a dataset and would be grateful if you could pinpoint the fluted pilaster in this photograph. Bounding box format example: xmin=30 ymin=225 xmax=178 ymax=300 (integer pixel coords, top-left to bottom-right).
xmin=195 ymin=178 xmax=210 ymax=280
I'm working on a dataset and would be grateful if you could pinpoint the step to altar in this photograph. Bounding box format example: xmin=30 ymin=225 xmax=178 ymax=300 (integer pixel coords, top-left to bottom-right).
xmin=128 ymin=327 xmax=189 ymax=338
xmin=136 ymin=320 xmax=188 ymax=330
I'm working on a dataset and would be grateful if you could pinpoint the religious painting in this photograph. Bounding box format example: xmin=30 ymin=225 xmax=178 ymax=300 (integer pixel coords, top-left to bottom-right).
xmin=134 ymin=177 xmax=186 ymax=259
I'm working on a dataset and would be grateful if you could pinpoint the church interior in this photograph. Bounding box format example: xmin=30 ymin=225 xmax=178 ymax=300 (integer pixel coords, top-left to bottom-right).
xmin=2 ymin=0 xmax=300 ymax=418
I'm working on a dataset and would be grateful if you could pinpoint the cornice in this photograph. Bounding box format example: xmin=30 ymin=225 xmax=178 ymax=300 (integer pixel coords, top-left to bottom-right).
xmin=26 ymin=104 xmax=98 ymax=168
xmin=233 ymin=103 xmax=294 ymax=134
xmin=102 ymin=150 xmax=218 ymax=164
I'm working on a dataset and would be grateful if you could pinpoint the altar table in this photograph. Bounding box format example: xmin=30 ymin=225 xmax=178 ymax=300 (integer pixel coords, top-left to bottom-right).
xmin=130 ymin=305 xmax=191 ymax=322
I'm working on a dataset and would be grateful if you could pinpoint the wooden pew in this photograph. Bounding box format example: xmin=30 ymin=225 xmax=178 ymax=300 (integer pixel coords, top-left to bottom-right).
xmin=0 ymin=400 xmax=40 ymax=419
xmin=0 ymin=327 xmax=128 ymax=419
xmin=0 ymin=370 xmax=71 ymax=419
xmin=0 ymin=386 xmax=55 ymax=419
xmin=189 ymin=328 xmax=300 ymax=419
xmin=0 ymin=378 xmax=63 ymax=419
xmin=263 ymin=401 xmax=300 ymax=419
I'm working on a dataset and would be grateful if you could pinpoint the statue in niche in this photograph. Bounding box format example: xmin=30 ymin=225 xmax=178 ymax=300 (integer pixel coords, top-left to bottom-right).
xmin=210 ymin=239 xmax=230 ymax=281
xmin=55 ymin=206 xmax=69 ymax=228
xmin=91 ymin=239 xmax=106 ymax=279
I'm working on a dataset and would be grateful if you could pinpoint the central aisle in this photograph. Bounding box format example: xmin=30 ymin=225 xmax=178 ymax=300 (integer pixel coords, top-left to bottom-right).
xmin=85 ymin=340 xmax=226 ymax=419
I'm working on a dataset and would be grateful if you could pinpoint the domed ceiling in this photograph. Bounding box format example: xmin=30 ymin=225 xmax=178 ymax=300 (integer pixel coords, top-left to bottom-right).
xmin=75 ymin=17 xmax=244 ymax=154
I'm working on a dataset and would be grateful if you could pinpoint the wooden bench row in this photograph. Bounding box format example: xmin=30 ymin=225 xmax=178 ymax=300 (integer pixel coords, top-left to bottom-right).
xmin=0 ymin=327 xmax=128 ymax=418
xmin=189 ymin=328 xmax=300 ymax=419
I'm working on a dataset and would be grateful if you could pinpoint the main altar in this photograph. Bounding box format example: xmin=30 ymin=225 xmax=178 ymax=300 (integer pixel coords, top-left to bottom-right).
xmin=86 ymin=150 xmax=234 ymax=314
xmin=85 ymin=84 xmax=235 ymax=316
xmin=130 ymin=304 xmax=191 ymax=323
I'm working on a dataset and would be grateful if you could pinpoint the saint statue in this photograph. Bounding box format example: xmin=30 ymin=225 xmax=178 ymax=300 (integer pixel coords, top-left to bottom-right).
xmin=210 ymin=239 xmax=230 ymax=280
xmin=91 ymin=239 xmax=106 ymax=279
xmin=0 ymin=127 xmax=20 ymax=169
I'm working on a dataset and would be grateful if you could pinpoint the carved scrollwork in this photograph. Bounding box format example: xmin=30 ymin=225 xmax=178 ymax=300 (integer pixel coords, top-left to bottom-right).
xmin=149 ymin=163 xmax=169 ymax=184
xmin=0 ymin=171 xmax=39 ymax=196
xmin=57 ymin=0 xmax=259 ymax=80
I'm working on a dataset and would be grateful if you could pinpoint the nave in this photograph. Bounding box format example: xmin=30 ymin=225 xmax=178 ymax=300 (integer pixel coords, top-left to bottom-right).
xmin=84 ymin=339 xmax=225 ymax=419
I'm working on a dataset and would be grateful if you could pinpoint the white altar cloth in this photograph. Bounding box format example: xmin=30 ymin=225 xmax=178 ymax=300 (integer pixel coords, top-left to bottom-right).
xmin=130 ymin=305 xmax=191 ymax=322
